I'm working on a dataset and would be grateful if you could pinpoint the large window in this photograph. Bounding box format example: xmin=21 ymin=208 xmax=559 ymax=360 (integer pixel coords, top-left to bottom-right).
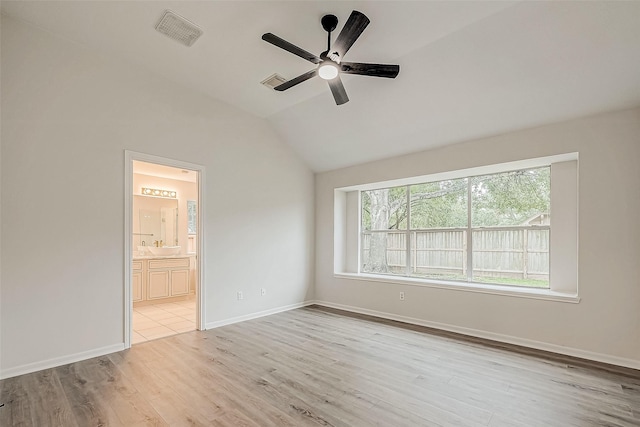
xmin=361 ymin=167 xmax=551 ymax=288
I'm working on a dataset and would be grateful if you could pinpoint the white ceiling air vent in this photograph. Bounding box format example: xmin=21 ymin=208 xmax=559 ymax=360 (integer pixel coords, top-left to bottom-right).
xmin=261 ymin=73 xmax=287 ymax=90
xmin=155 ymin=10 xmax=203 ymax=47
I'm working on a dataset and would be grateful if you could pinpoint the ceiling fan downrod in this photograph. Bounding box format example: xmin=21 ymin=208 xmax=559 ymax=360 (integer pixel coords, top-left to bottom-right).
xmin=321 ymin=14 xmax=339 ymax=52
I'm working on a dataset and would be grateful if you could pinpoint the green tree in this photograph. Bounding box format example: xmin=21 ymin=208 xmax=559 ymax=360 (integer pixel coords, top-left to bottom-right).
xmin=471 ymin=168 xmax=550 ymax=226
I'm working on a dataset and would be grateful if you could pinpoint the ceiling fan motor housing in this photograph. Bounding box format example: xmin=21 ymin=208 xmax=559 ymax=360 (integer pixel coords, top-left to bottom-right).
xmin=321 ymin=14 xmax=338 ymax=32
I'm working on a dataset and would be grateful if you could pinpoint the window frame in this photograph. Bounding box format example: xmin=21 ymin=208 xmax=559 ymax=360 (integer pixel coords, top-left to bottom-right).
xmin=359 ymin=167 xmax=551 ymax=288
xmin=334 ymin=153 xmax=579 ymax=303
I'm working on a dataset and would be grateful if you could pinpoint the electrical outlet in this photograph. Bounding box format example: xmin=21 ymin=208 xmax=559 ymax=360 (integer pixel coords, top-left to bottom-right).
xmin=261 ymin=288 xmax=266 ymax=296
xmin=399 ymin=291 xmax=405 ymax=301
xmin=237 ymin=291 xmax=243 ymax=300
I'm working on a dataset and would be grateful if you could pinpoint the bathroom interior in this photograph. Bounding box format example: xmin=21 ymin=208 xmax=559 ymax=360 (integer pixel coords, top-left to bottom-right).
xmin=131 ymin=160 xmax=198 ymax=344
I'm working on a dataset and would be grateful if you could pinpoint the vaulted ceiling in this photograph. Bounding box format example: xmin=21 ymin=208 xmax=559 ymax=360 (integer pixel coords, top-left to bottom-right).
xmin=3 ymin=1 xmax=640 ymax=171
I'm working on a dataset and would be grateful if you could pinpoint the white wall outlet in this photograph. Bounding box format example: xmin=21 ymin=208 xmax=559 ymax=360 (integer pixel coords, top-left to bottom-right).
xmin=261 ymin=288 xmax=266 ymax=296
xmin=399 ymin=291 xmax=405 ymax=301
xmin=237 ymin=291 xmax=243 ymax=300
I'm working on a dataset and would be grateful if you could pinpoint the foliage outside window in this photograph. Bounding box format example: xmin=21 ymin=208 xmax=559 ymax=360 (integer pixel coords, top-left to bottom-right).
xmin=361 ymin=167 xmax=550 ymax=288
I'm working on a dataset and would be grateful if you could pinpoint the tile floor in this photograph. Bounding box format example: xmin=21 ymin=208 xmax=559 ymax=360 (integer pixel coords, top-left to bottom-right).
xmin=132 ymin=298 xmax=196 ymax=344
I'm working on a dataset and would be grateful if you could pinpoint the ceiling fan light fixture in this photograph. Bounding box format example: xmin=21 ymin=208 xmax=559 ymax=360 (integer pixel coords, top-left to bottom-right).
xmin=318 ymin=63 xmax=339 ymax=80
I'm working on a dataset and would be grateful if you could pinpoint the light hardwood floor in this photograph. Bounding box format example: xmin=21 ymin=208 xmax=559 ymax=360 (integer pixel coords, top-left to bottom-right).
xmin=1 ymin=305 xmax=639 ymax=426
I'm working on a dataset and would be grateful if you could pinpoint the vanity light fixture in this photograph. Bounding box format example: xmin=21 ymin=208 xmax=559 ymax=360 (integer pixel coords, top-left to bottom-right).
xmin=142 ymin=187 xmax=177 ymax=198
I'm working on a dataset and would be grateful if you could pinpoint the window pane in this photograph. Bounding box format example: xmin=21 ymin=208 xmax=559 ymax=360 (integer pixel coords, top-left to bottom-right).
xmin=472 ymin=229 xmax=549 ymax=288
xmin=187 ymin=200 xmax=197 ymax=234
xmin=361 ymin=231 xmax=406 ymax=275
xmin=471 ymin=167 xmax=550 ymax=227
xmin=362 ymin=186 xmax=407 ymax=231
xmin=410 ymin=178 xmax=468 ymax=229
xmin=359 ymin=166 xmax=551 ymax=288
xmin=409 ymin=230 xmax=467 ymax=281
xmin=526 ymin=228 xmax=549 ymax=285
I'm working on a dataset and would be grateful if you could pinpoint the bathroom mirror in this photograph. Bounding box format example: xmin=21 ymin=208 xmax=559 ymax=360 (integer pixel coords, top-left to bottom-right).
xmin=133 ymin=195 xmax=178 ymax=248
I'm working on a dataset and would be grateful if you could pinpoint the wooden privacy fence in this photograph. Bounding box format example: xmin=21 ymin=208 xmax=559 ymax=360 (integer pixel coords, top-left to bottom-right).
xmin=362 ymin=227 xmax=549 ymax=280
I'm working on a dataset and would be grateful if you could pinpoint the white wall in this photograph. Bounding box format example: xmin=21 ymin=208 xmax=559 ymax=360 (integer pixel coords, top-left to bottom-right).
xmin=0 ymin=16 xmax=314 ymax=377
xmin=315 ymin=107 xmax=640 ymax=367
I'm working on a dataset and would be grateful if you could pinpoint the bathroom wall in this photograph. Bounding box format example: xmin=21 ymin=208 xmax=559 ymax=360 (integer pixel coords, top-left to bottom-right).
xmin=132 ymin=173 xmax=197 ymax=253
xmin=0 ymin=15 xmax=315 ymax=377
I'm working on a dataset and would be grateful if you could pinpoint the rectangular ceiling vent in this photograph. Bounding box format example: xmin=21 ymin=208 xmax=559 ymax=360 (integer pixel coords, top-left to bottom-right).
xmin=155 ymin=10 xmax=203 ymax=47
xmin=261 ymin=73 xmax=287 ymax=90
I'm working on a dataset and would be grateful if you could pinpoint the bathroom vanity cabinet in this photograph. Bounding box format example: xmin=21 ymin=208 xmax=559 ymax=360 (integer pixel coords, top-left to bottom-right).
xmin=132 ymin=261 xmax=144 ymax=302
xmin=132 ymin=256 xmax=191 ymax=304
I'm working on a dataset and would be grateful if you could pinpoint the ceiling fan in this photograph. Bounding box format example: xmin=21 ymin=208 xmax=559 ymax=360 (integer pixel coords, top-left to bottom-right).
xmin=262 ymin=10 xmax=400 ymax=105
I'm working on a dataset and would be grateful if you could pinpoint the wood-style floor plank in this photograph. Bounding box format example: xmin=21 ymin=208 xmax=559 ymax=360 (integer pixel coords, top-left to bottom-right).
xmin=2 ymin=305 xmax=640 ymax=426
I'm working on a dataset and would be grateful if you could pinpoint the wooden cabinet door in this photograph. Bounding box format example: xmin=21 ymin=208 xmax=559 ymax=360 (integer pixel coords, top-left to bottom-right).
xmin=170 ymin=269 xmax=190 ymax=296
xmin=132 ymin=271 xmax=143 ymax=302
xmin=148 ymin=271 xmax=170 ymax=299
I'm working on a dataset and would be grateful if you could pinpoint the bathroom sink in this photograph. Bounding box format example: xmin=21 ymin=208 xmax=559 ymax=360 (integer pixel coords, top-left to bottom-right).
xmin=147 ymin=246 xmax=181 ymax=256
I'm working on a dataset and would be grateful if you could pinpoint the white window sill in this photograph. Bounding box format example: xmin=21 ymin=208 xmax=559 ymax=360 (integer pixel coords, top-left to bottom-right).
xmin=334 ymin=273 xmax=580 ymax=303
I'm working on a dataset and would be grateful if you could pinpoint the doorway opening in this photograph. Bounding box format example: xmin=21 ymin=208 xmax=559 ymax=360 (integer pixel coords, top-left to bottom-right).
xmin=124 ymin=151 xmax=205 ymax=347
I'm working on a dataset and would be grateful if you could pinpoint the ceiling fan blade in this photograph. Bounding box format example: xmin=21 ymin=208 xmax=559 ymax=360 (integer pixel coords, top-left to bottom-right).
xmin=340 ymin=62 xmax=399 ymax=78
xmin=262 ymin=33 xmax=321 ymax=64
xmin=328 ymin=76 xmax=349 ymax=105
xmin=330 ymin=11 xmax=370 ymax=62
xmin=274 ymin=69 xmax=318 ymax=91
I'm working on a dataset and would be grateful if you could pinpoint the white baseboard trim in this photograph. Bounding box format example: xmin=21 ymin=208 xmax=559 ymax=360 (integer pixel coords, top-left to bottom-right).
xmin=6 ymin=301 xmax=635 ymax=379
xmin=1 ymin=302 xmax=314 ymax=380
xmin=1 ymin=343 xmax=125 ymax=380
xmin=311 ymin=300 xmax=640 ymax=371
xmin=205 ymin=301 xmax=315 ymax=330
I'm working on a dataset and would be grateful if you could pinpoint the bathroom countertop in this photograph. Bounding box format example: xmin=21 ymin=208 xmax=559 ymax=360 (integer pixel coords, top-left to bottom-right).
xmin=133 ymin=253 xmax=196 ymax=260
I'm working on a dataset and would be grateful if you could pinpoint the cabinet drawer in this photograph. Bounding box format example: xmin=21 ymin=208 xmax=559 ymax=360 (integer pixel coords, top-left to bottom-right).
xmin=149 ymin=258 xmax=189 ymax=269
xmin=132 ymin=261 xmax=143 ymax=271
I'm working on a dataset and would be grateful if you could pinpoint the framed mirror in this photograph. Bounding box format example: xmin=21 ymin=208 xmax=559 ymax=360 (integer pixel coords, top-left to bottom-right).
xmin=133 ymin=195 xmax=178 ymax=248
